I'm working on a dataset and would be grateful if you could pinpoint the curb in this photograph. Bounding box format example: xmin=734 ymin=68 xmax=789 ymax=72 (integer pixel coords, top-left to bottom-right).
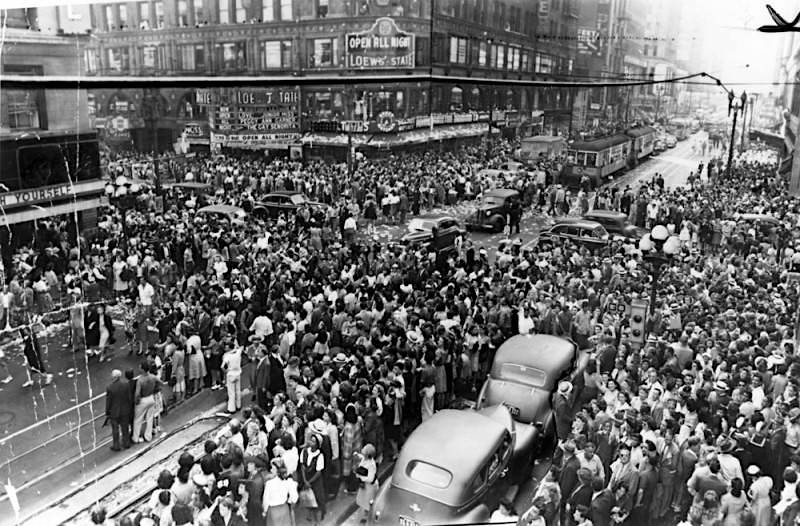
xmin=331 ymin=460 xmax=395 ymax=525
xmin=18 ymin=390 xmax=246 ymax=526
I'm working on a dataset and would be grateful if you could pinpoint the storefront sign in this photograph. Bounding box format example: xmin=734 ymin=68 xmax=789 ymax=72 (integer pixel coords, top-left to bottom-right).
xmin=211 ymin=132 xmax=301 ymax=148
xmin=340 ymin=121 xmax=369 ymax=133
xmin=346 ymin=18 xmax=415 ymax=69
xmin=0 ymin=180 xmax=106 ymax=209
xmin=376 ymin=111 xmax=396 ymax=132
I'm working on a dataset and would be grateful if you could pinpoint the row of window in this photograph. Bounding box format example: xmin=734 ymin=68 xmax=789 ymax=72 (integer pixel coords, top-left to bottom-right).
xmin=446 ymin=36 xmax=571 ymax=75
xmin=86 ymin=37 xmax=338 ymax=72
xmin=436 ymin=0 xmax=537 ymax=36
xmin=102 ymin=0 xmax=296 ymax=31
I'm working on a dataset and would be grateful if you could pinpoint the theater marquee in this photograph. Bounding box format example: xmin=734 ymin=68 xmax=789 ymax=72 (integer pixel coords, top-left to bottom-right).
xmin=346 ymin=18 xmax=415 ymax=69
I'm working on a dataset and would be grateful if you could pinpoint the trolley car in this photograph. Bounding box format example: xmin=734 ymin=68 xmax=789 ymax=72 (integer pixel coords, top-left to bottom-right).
xmin=561 ymin=126 xmax=657 ymax=189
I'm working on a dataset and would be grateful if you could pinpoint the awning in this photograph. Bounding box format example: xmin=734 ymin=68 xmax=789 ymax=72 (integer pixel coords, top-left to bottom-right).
xmin=367 ymin=123 xmax=499 ymax=148
xmin=749 ymin=129 xmax=784 ymax=150
xmin=0 ymin=197 xmax=107 ymax=227
xmin=301 ymin=133 xmax=372 ymax=147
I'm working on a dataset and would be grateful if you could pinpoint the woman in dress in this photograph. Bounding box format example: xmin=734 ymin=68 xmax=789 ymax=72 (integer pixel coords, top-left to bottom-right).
xmin=354 ymin=444 xmax=378 ymax=523
xmin=720 ymin=478 xmax=749 ymax=526
xmin=340 ymin=403 xmax=363 ymax=494
xmin=262 ymin=458 xmax=298 ymax=526
xmin=86 ymin=304 xmax=114 ymax=362
xmin=748 ymin=476 xmax=773 ymax=526
xmin=299 ymin=433 xmax=326 ymax=526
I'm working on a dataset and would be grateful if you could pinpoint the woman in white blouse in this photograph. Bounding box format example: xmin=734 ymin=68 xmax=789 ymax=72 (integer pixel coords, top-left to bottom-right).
xmin=262 ymin=458 xmax=298 ymax=526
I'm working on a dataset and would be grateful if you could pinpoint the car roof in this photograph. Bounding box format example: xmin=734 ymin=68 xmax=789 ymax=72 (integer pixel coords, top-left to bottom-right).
xmin=416 ymin=215 xmax=457 ymax=222
xmin=522 ymin=135 xmax=566 ymax=144
xmin=165 ymin=182 xmax=212 ymax=190
xmin=583 ymin=210 xmax=627 ymax=220
xmin=491 ymin=335 xmax=577 ymax=388
xmin=484 ymin=188 xmax=519 ymax=198
xmin=197 ymin=204 xmax=245 ymax=214
xmin=267 ymin=191 xmax=304 ymax=196
xmin=550 ymin=219 xmax=605 ymax=230
xmin=392 ymin=409 xmax=506 ymax=507
xmin=569 ymin=133 xmax=630 ymax=151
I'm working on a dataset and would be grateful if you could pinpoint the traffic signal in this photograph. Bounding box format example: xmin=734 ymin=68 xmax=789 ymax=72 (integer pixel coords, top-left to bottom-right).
xmin=627 ymin=299 xmax=648 ymax=346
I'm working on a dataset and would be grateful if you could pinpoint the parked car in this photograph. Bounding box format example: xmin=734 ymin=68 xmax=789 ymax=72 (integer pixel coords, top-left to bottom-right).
xmin=196 ymin=204 xmax=247 ymax=224
xmin=251 ymin=191 xmax=323 ymax=219
xmin=476 ymin=335 xmax=588 ymax=452
xmin=653 ymin=140 xmax=666 ymax=154
xmin=400 ymin=215 xmax=465 ymax=254
xmin=370 ymin=409 xmax=514 ymax=526
xmin=537 ymin=220 xmax=610 ymax=251
xmin=665 ymin=135 xmax=677 ymax=148
xmin=465 ymin=188 xmax=521 ymax=233
xmin=581 ymin=210 xmax=647 ymax=240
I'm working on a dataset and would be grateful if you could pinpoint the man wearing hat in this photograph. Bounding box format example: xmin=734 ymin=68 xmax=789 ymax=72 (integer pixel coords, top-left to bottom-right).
xmin=554 ymin=381 xmax=574 ymax=441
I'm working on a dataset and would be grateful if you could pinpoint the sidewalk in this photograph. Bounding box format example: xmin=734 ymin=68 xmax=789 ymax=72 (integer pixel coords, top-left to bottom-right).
xmin=0 ymin=388 xmax=229 ymax=526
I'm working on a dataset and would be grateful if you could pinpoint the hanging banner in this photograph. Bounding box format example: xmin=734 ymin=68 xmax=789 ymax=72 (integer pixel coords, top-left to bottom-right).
xmin=346 ymin=18 xmax=416 ymax=69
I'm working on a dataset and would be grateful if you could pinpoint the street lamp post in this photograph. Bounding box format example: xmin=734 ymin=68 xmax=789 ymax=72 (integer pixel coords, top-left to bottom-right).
xmin=639 ymin=224 xmax=681 ymax=316
xmin=725 ymin=90 xmax=747 ymax=179
xmin=105 ymin=176 xmax=145 ymax=252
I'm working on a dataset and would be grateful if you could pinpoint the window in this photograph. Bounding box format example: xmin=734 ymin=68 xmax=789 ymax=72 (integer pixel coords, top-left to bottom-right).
xmin=521 ymin=50 xmax=529 ymax=72
xmin=496 ymin=44 xmax=505 ymax=69
xmin=107 ymin=47 xmax=130 ymax=71
xmin=2 ymin=90 xmax=41 ymax=129
xmin=490 ymin=44 xmax=497 ymax=67
xmin=105 ymin=5 xmax=115 ymax=30
xmin=406 ymin=461 xmax=452 ymax=489
xmin=478 ymin=41 xmax=487 ymax=66
xmin=261 ymin=40 xmax=291 ymax=68
xmin=449 ymin=36 xmax=467 ymax=64
xmin=317 ymin=0 xmax=328 ymax=17
xmin=235 ymin=0 xmax=246 ymax=22
xmin=194 ymin=0 xmax=205 ymax=24
xmin=280 ymin=0 xmax=292 ymax=20
xmin=179 ymin=44 xmax=205 ymax=70
xmin=216 ymin=41 xmax=246 ymax=70
xmin=310 ymin=38 xmax=337 ymax=67
xmin=508 ymin=46 xmax=520 ymax=71
xmin=119 ymin=5 xmax=128 ymax=28
xmin=450 ymin=86 xmax=463 ymax=111
xmin=67 ymin=4 xmax=82 ymax=20
xmin=535 ymin=52 xmax=554 ymax=74
xmin=154 ymin=0 xmax=164 ymax=27
xmin=138 ymin=2 xmax=150 ymax=28
xmin=141 ymin=45 xmax=162 ymax=68
xmin=262 ymin=0 xmax=273 ymax=21
xmin=178 ymin=0 xmax=189 ymax=26
xmin=84 ymin=49 xmax=98 ymax=72
xmin=219 ymin=0 xmax=229 ymax=23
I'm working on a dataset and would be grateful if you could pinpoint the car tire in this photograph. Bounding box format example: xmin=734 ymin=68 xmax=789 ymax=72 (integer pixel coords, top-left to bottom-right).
xmin=491 ymin=216 xmax=505 ymax=233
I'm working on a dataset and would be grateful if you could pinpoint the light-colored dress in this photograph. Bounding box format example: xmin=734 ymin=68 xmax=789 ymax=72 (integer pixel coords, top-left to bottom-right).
xmin=720 ymin=492 xmax=748 ymax=526
xmin=355 ymin=457 xmax=377 ymax=512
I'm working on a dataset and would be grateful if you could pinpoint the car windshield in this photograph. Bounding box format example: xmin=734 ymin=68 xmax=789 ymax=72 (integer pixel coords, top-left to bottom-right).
xmin=498 ymin=363 xmax=547 ymax=388
xmin=406 ymin=460 xmax=452 ymax=489
xmin=408 ymin=219 xmax=435 ymax=232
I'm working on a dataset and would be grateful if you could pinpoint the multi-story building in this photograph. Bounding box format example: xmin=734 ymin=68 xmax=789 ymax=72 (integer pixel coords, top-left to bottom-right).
xmin=23 ymin=0 xmax=584 ymax=153
xmin=778 ymin=32 xmax=800 ymax=195
xmin=0 ymin=13 xmax=103 ymax=266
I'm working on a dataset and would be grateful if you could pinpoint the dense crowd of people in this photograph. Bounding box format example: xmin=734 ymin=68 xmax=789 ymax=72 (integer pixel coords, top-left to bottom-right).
xmin=5 ymin=131 xmax=800 ymax=526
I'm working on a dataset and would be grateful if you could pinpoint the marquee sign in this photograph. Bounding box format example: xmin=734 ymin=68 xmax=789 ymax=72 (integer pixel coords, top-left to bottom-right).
xmin=346 ymin=18 xmax=415 ymax=69
xmin=0 ymin=180 xmax=107 ymax=209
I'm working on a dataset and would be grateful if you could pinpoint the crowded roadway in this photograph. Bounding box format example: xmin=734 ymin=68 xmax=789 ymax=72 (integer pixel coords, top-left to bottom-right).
xmin=1 ymin=129 xmax=799 ymax=526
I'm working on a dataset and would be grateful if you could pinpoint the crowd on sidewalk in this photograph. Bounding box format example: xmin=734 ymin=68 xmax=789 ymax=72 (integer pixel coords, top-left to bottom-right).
xmin=7 ymin=134 xmax=800 ymax=526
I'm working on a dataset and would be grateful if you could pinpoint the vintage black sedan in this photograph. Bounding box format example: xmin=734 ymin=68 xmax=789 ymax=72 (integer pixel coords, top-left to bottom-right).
xmin=251 ymin=191 xmax=323 ymax=219
xmin=400 ymin=216 xmax=465 ymax=254
xmin=476 ymin=335 xmax=587 ymax=448
xmin=465 ymin=188 xmax=520 ymax=233
xmin=537 ymin=220 xmax=611 ymax=252
xmin=581 ymin=210 xmax=647 ymax=240
xmin=370 ymin=409 xmax=513 ymax=526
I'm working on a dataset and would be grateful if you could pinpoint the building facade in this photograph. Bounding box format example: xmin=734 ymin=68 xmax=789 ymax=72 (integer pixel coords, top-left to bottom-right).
xmin=67 ymin=0 xmax=585 ymax=151
xmin=0 ymin=22 xmax=103 ymax=263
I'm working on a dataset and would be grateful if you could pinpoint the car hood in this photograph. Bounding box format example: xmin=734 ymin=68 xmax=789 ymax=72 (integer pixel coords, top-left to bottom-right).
xmin=478 ymin=377 xmax=553 ymax=425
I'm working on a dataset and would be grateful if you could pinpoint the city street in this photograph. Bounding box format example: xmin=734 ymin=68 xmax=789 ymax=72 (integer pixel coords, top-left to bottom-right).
xmin=0 ymin=134 xmax=709 ymax=526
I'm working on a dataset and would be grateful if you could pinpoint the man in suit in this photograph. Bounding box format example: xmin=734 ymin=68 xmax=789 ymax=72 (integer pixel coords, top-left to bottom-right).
xmin=686 ymin=457 xmax=728 ymax=505
xmin=553 ymin=381 xmax=574 ymax=441
xmin=105 ymin=369 xmax=132 ymax=451
xmin=566 ymin=468 xmax=594 ymax=526
xmin=590 ymin=478 xmax=614 ymax=526
xmin=559 ymin=441 xmax=581 ymax=524
xmin=251 ymin=345 xmax=271 ymax=410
